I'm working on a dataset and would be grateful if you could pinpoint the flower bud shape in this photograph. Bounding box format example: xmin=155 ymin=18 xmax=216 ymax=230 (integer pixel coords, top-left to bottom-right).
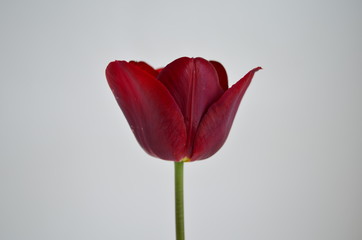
xmin=106 ymin=57 xmax=261 ymax=161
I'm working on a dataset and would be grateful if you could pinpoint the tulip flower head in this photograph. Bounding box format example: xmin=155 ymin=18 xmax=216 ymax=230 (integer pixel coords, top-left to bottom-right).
xmin=106 ymin=57 xmax=261 ymax=162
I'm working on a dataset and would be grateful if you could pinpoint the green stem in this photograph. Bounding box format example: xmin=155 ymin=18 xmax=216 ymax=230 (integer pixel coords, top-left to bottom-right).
xmin=174 ymin=162 xmax=185 ymax=240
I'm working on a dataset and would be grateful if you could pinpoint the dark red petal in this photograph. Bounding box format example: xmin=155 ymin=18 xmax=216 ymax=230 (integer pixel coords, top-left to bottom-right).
xmin=157 ymin=57 xmax=224 ymax=156
xmin=129 ymin=61 xmax=159 ymax=77
xmin=106 ymin=61 xmax=187 ymax=161
xmin=210 ymin=60 xmax=228 ymax=91
xmin=156 ymin=68 xmax=163 ymax=73
xmin=191 ymin=67 xmax=262 ymax=160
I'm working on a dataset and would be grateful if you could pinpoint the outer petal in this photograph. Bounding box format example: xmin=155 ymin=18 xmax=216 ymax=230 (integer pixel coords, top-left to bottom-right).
xmin=158 ymin=57 xmax=224 ymax=156
xmin=191 ymin=67 xmax=262 ymax=160
xmin=106 ymin=61 xmax=187 ymax=161
xmin=210 ymin=60 xmax=228 ymax=91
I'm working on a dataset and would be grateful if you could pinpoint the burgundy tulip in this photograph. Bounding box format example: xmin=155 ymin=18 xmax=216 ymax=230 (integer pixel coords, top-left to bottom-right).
xmin=106 ymin=57 xmax=261 ymax=162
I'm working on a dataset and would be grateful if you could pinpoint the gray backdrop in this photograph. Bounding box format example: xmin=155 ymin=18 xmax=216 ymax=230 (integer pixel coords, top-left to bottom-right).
xmin=1 ymin=0 xmax=361 ymax=239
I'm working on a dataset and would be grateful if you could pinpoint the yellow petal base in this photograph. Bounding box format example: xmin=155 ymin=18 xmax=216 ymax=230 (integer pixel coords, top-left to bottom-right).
xmin=180 ymin=157 xmax=191 ymax=162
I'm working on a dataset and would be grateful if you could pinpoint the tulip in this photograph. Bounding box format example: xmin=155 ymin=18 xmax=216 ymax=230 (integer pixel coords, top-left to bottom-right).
xmin=106 ymin=57 xmax=261 ymax=162
xmin=106 ymin=57 xmax=261 ymax=240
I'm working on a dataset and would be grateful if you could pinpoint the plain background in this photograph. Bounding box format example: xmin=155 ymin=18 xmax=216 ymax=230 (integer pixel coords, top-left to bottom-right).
xmin=1 ymin=0 xmax=361 ymax=239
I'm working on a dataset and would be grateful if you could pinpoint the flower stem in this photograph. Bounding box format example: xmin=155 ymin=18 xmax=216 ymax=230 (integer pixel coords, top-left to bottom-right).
xmin=174 ymin=162 xmax=185 ymax=240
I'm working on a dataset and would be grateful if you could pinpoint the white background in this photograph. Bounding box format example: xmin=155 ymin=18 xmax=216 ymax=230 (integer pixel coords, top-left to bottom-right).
xmin=1 ymin=0 xmax=361 ymax=239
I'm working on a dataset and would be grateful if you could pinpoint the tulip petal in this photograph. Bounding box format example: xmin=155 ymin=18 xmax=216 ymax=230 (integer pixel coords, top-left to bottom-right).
xmin=158 ymin=57 xmax=224 ymax=156
xmin=210 ymin=60 xmax=228 ymax=91
xmin=106 ymin=61 xmax=187 ymax=161
xmin=129 ymin=61 xmax=159 ymax=77
xmin=191 ymin=67 xmax=262 ymax=160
